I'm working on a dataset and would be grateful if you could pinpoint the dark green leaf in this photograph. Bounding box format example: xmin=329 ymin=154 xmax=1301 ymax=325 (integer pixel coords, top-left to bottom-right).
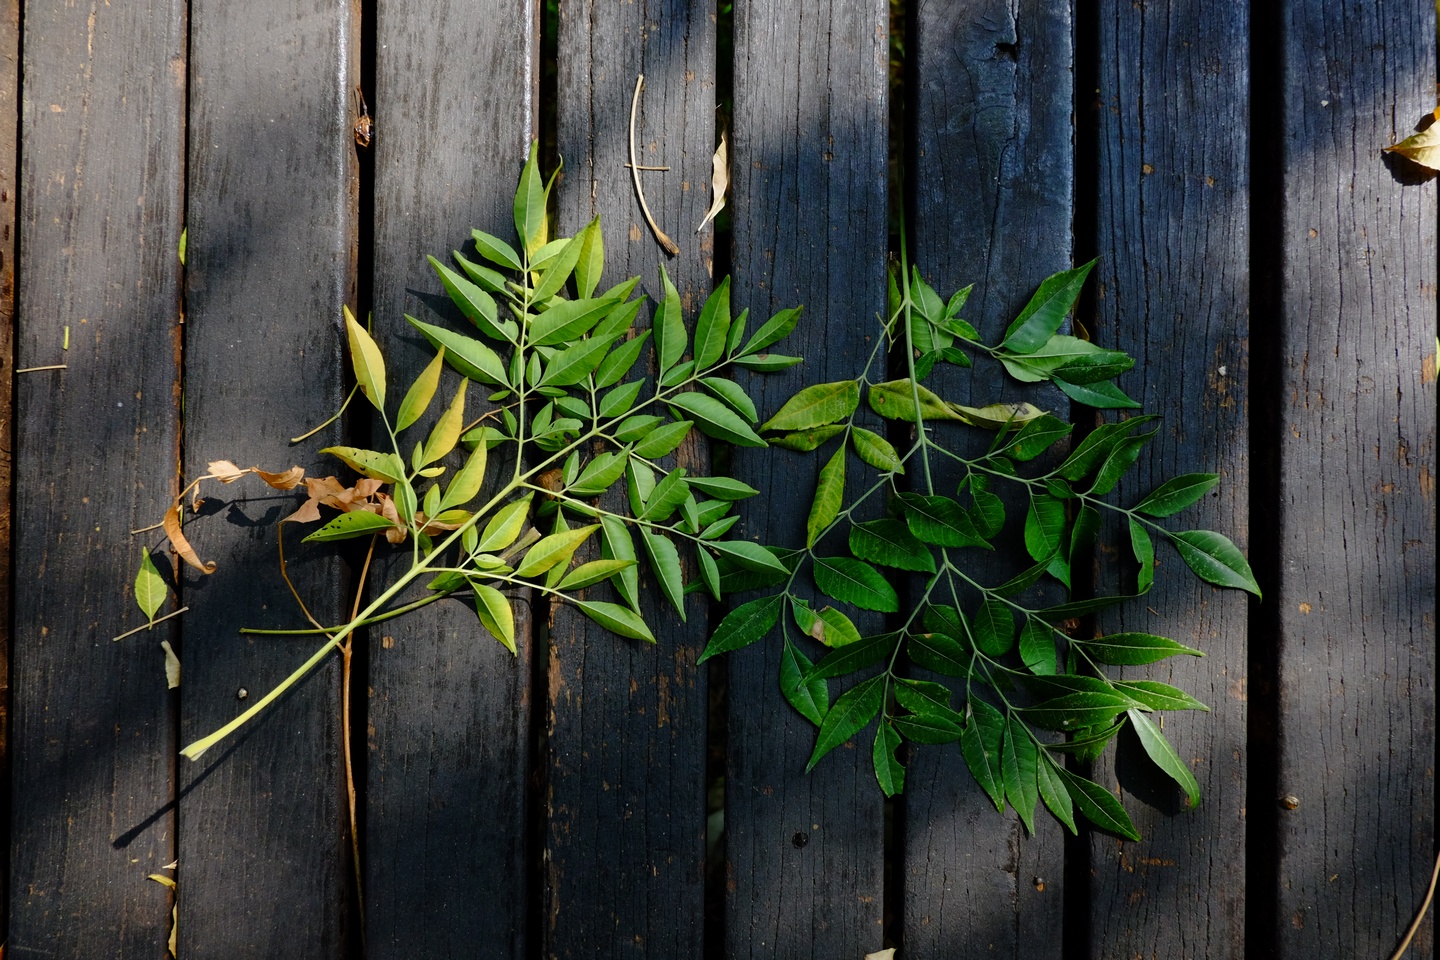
xmin=1090 ymin=433 xmax=1155 ymax=495
xmin=972 ymin=597 xmax=1014 ymax=656
xmin=593 ymin=330 xmax=651 ymax=388
xmin=1036 ymin=751 xmax=1076 ymax=833
xmin=640 ymin=528 xmax=686 ymax=620
xmin=1079 ymin=633 xmax=1203 ymax=665
xmin=969 ymin=482 xmax=1005 ymax=539
xmin=1000 ymin=260 xmax=1095 ymax=354
xmin=1050 ymin=722 xmax=1124 ymax=762
xmin=1128 ymin=709 xmax=1200 ymax=807
xmin=599 ymin=515 xmax=640 ymax=609
xmin=528 ymin=296 xmax=618 ymax=347
xmin=732 ymin=352 xmax=804 ymax=372
xmin=804 ymin=631 xmax=895 ymax=679
xmin=770 ymin=424 xmax=846 ymax=451
xmin=761 ymin=381 xmax=860 ymax=432
xmin=961 ymin=698 xmax=1006 ymax=811
xmin=696 ymin=545 xmax=722 ymax=600
xmin=654 ymin=264 xmax=687 ymax=374
xmin=1058 ymin=767 xmax=1140 ymax=840
xmin=1130 ymin=518 xmax=1155 ymax=593
xmin=814 ymin=557 xmax=899 ymax=613
xmin=849 ymin=519 xmax=935 ymax=573
xmin=598 ymin=380 xmax=644 ymax=420
xmin=1133 ymin=473 xmax=1220 ymax=518
xmin=1056 ymin=416 xmax=1158 ymax=482
xmin=708 ymin=539 xmax=789 ymax=577
xmin=1055 ymin=376 xmax=1141 ymax=410
xmin=873 ymin=724 xmax=905 ymax=797
xmin=1170 ymin=530 xmax=1261 ymax=596
xmin=894 ymin=679 xmax=962 ymax=723
xmin=1003 ymin=716 xmax=1040 ymax=832
xmin=633 ymin=420 xmax=694 ymax=459
xmin=851 ymin=427 xmax=904 ymax=473
xmin=781 ymin=639 xmax=829 ymax=726
xmin=805 ymin=675 xmax=885 ymax=772
xmin=892 ymin=713 xmax=962 ymax=745
xmin=1022 ymin=691 xmax=1137 ymax=731
xmin=1007 ymin=415 xmax=1072 ymax=461
xmin=668 ymin=392 xmax=766 ymax=446
xmin=1112 ymin=680 xmax=1209 ymax=712
xmin=1019 ymin=619 xmax=1057 ymax=675
xmin=1024 ymin=494 xmax=1066 ymax=562
xmin=898 ymin=493 xmax=987 ymax=548
xmin=907 ymin=630 xmax=971 ymax=677
xmin=687 ymin=476 xmax=760 ymax=500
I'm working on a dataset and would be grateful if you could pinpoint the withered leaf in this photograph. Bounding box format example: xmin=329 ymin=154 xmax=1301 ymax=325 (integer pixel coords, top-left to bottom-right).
xmin=207 ymin=459 xmax=247 ymax=483
xmin=1384 ymin=106 xmax=1440 ymax=170
xmin=255 ymin=465 xmax=305 ymax=490
xmin=160 ymin=639 xmax=180 ymax=689
xmin=164 ymin=504 xmax=216 ymax=574
xmin=697 ymin=130 xmax=729 ymax=233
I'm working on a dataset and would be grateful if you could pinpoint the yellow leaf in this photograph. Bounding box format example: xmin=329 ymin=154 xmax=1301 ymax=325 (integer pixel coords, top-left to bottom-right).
xmin=1384 ymin=110 xmax=1440 ymax=170
xmin=697 ymin=130 xmax=729 ymax=233
xmin=865 ymin=950 xmax=896 ymax=960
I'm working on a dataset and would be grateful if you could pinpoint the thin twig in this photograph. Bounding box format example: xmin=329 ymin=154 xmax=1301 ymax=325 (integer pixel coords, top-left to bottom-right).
xmin=624 ymin=163 xmax=671 ymax=171
xmin=1389 ymin=847 xmax=1440 ymax=960
xmin=111 ymin=606 xmax=190 ymax=643
xmin=628 ymin=74 xmax=679 ymax=256
xmin=340 ymin=536 xmax=375 ymax=952
xmin=16 ymin=364 xmax=67 ymax=373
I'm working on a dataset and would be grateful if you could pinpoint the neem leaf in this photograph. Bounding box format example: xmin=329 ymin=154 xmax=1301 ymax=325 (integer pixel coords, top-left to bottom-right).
xmin=781 ymin=639 xmax=830 ymax=726
xmin=1023 ymin=691 xmax=1140 ymax=731
xmin=867 ymin=379 xmax=963 ymax=423
xmin=515 ymin=525 xmax=598 ymax=578
xmin=1024 ymin=493 xmax=1066 ymax=562
xmin=949 ymin=401 xmax=1047 ymax=429
xmin=421 ymin=379 xmax=467 ymax=466
xmin=849 ymin=519 xmax=935 ymax=573
xmin=1112 ymin=680 xmax=1209 ymax=713
xmin=668 ymin=392 xmax=766 ymax=446
xmin=698 ymin=377 xmax=759 ymax=423
xmin=1003 ymin=715 xmax=1040 ymax=833
xmin=321 ymin=446 xmax=405 ymax=483
xmin=527 ymin=297 xmax=619 ymax=347
xmin=396 ymin=348 xmax=446 ymax=432
xmin=693 ymin=276 xmax=732 ymax=369
xmin=732 ymin=352 xmax=803 ymax=373
xmin=531 ymin=234 xmax=583 ymax=303
xmin=406 ymin=316 xmax=509 ymax=386
xmin=707 ymin=539 xmax=789 ymax=577
xmin=1132 ymin=473 xmax=1221 ymax=518
xmin=1128 ymin=708 xmax=1200 ymax=807
xmin=699 ymin=593 xmax=783 ymax=663
xmin=633 ymin=420 xmax=694 ymax=459
xmin=557 ymin=559 xmax=636 ymax=591
xmin=538 ymin=333 xmax=620 ymax=387
xmin=428 ymin=257 xmax=508 ymax=342
xmin=514 ymin=141 xmax=546 ymax=256
xmin=687 ymin=476 xmax=759 ymax=500
xmin=908 ymin=630 xmax=971 ymax=677
xmin=599 ymin=515 xmax=640 ymax=609
xmin=472 ymin=583 xmax=517 ymax=654
xmin=135 ymin=548 xmax=167 ymax=622
xmin=1058 ymin=767 xmax=1140 ymax=840
xmin=873 ymin=724 xmax=906 ymax=797
xmin=806 ymin=446 xmax=846 ymax=547
xmin=1169 ymin=529 xmax=1261 ymax=596
xmin=1001 ymin=260 xmax=1096 ymax=354
xmin=1055 ymin=376 xmax=1141 ymax=410
xmin=571 ymin=598 xmax=655 ymax=642
xmin=1079 ymin=632 xmax=1203 ymax=666
xmin=344 ymin=305 xmax=386 ymax=410
xmin=961 ymin=697 xmax=1006 ymax=811
xmin=654 ymin=264 xmax=688 ymax=374
xmin=814 ymin=557 xmax=899 ymax=613
xmin=573 ymin=215 xmax=605 ymax=298
xmin=761 ymin=381 xmax=860 ymax=432
xmin=594 ymin=330 xmax=650 ymax=388
xmin=477 ymin=495 xmax=533 ymax=552
xmin=303 ymin=510 xmax=397 ymax=543
xmin=898 ymin=493 xmax=987 ymax=548
xmin=1018 ymin=619 xmax=1057 ymax=675
xmin=640 ymin=528 xmax=687 ymax=620
xmin=804 ymin=630 xmax=895 ymax=679
xmin=740 ymin=306 xmax=802 ymax=356
xmin=769 ymin=425 xmax=845 ymax=452
xmin=440 ymin=441 xmax=488 ymax=512
xmin=850 ymin=427 xmax=904 ymax=473
xmin=972 ymin=597 xmax=1015 ymax=657
xmin=1130 ymin=518 xmax=1156 ymax=594
xmin=1036 ymin=751 xmax=1077 ymax=833
xmin=805 ymin=674 xmax=884 ymax=772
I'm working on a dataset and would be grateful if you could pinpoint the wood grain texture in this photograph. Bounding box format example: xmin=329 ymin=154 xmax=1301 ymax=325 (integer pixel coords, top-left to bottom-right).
xmin=365 ymin=1 xmax=536 ymax=955
xmin=901 ymin=2 xmax=1072 ymax=956
xmin=1275 ymin=4 xmax=1436 ymax=957
xmin=179 ymin=0 xmax=358 ymax=955
xmin=0 ymin=0 xmax=20 ymax=936
xmin=9 ymin=0 xmax=184 ymax=953
xmin=726 ymin=0 xmax=889 ymax=955
xmin=547 ymin=2 xmax=715 ymax=955
xmin=1088 ymin=3 xmax=1250 ymax=957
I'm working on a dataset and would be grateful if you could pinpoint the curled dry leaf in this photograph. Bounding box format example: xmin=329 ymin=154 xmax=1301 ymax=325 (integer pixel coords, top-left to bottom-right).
xmin=160 ymin=639 xmax=180 ymax=689
xmin=255 ymin=465 xmax=305 ymax=490
xmin=697 ymin=130 xmax=729 ymax=233
xmin=1384 ymin=105 xmax=1440 ymax=170
xmin=207 ymin=459 xmax=247 ymax=482
xmin=164 ymin=503 xmax=217 ymax=574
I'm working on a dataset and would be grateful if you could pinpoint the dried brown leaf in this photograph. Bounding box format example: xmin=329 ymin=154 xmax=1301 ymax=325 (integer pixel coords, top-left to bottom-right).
xmin=1384 ymin=107 xmax=1440 ymax=170
xmin=255 ymin=465 xmax=305 ymax=490
xmin=207 ymin=459 xmax=247 ymax=483
xmin=164 ymin=504 xmax=216 ymax=574
xmin=697 ymin=130 xmax=729 ymax=233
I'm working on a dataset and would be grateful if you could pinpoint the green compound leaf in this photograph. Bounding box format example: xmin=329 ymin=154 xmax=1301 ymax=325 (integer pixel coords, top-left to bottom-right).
xmin=1000 ymin=259 xmax=1095 ymax=354
xmin=344 ymin=306 xmax=386 ymax=410
xmin=135 ymin=548 xmax=166 ymax=623
xmin=781 ymin=639 xmax=829 ymax=726
xmin=806 ymin=674 xmax=884 ymax=772
xmin=1170 ymin=530 xmax=1262 ymax=597
xmin=849 ymin=519 xmax=935 ymax=573
xmin=1078 ymin=633 xmax=1203 ymax=666
xmin=668 ymin=392 xmax=766 ymax=447
xmin=1128 ymin=708 xmax=1201 ymax=807
xmin=693 ymin=276 xmax=732 ymax=369
xmin=850 ymin=427 xmax=903 ymax=473
xmin=814 ymin=557 xmax=899 ymax=613
xmin=396 ymin=348 xmax=446 ymax=433
xmin=528 ymin=296 xmax=619 ymax=347
xmin=514 ymin=140 xmax=547 ymax=256
xmin=698 ymin=593 xmax=783 ymax=663
xmin=640 ymin=528 xmax=686 ymax=620
xmin=873 ymin=724 xmax=905 ymax=797
xmin=807 ymin=446 xmax=846 ymax=547
xmin=961 ymin=697 xmax=1006 ymax=811
xmin=472 ymin=582 xmax=517 ymax=654
xmin=303 ymin=510 xmax=397 ymax=543
xmin=1003 ymin=715 xmax=1040 ymax=833
xmin=761 ymin=380 xmax=860 ymax=432
xmin=571 ymin=598 xmax=655 ymax=643
xmin=516 ymin=525 xmax=598 ymax=579
xmin=1058 ymin=767 xmax=1140 ymax=840
xmin=654 ymin=264 xmax=688 ymax=375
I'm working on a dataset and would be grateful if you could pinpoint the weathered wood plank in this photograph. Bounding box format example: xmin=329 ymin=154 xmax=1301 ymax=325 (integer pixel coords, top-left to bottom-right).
xmin=9 ymin=0 xmax=184 ymax=953
xmin=1275 ymin=4 xmax=1436 ymax=957
xmin=0 ymin=0 xmax=20 ymax=935
xmin=365 ymin=1 xmax=537 ymax=955
xmin=547 ymin=2 xmax=715 ymax=955
xmin=1087 ymin=3 xmax=1250 ymax=957
xmin=179 ymin=1 xmax=358 ymax=954
xmin=726 ymin=0 xmax=889 ymax=955
xmin=901 ymin=2 xmax=1072 ymax=956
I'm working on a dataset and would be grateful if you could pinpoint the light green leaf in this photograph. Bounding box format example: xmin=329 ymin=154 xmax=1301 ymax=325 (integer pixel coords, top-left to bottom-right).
xmin=693 ymin=277 xmax=732 ymax=369
xmin=814 ymin=557 xmax=898 ymax=613
xmin=440 ymin=442 xmax=488 ymax=512
xmin=574 ymin=215 xmax=604 ymax=298
xmin=531 ymin=235 xmax=583 ymax=303
xmin=1170 ymin=530 xmax=1261 ymax=597
xmin=639 ymin=467 xmax=690 ymax=522
xmin=699 ymin=593 xmax=783 ymax=663
xmin=654 ymin=264 xmax=687 ymax=374
xmin=471 ymin=229 xmax=523 ymax=272
xmin=668 ymin=392 xmax=766 ymax=446
xmin=1128 ymin=709 xmax=1200 ymax=807
xmin=528 ymin=296 xmax=618 ymax=346
xmin=538 ymin=333 xmax=620 ymax=387
xmin=429 ymin=257 xmax=509 ymax=342
xmin=477 ymin=495 xmax=533 ymax=552
xmin=805 ymin=674 xmax=884 ymax=772
xmin=707 ymin=539 xmax=789 ymax=577
xmin=687 ymin=476 xmax=759 ymax=500
xmin=867 ymin=379 xmax=963 ymax=423
xmin=640 ymin=528 xmax=686 ymax=620
xmin=739 ymin=306 xmax=801 ymax=356
xmin=515 ymin=525 xmax=599 ymax=578
xmin=135 ymin=548 xmax=166 ymax=623
xmin=571 ymin=598 xmax=655 ymax=642
xmin=303 ymin=510 xmax=397 ymax=542
xmin=851 ymin=427 xmax=903 ymax=473
xmin=698 ymin=377 xmax=758 ymax=423
xmin=1000 ymin=260 xmax=1096 ymax=354
xmin=1112 ymin=680 xmax=1210 ymax=713
xmin=633 ymin=420 xmax=694 ymax=459
xmin=421 ymin=379 xmax=467 ymax=466
xmin=406 ymin=316 xmax=508 ymax=386
xmin=514 ymin=141 xmax=547 ymax=256
xmin=396 ymin=348 xmax=446 ymax=432
xmin=949 ymin=401 xmax=1047 ymax=429
xmin=557 ymin=559 xmax=636 ymax=591
xmin=472 ymin=583 xmax=517 ymax=654
xmin=761 ymin=381 xmax=860 ymax=432
xmin=570 ymin=452 xmax=628 ymax=497
xmin=321 ymin=446 xmax=405 ymax=483
xmin=594 ymin=330 xmax=651 ymax=388
xmin=732 ymin=352 xmax=803 ymax=373
xmin=807 ymin=446 xmax=845 ymax=547
xmin=344 ymin=305 xmax=386 ymax=410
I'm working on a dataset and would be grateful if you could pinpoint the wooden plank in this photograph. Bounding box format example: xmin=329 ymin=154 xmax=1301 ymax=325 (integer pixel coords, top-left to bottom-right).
xmin=900 ymin=3 xmax=1071 ymax=956
xmin=546 ymin=2 xmax=715 ymax=955
xmin=726 ymin=0 xmax=889 ymax=955
xmin=178 ymin=1 xmax=358 ymax=955
xmin=1275 ymin=5 xmax=1436 ymax=957
xmin=9 ymin=0 xmax=184 ymax=953
xmin=0 ymin=0 xmax=20 ymax=935
xmin=1087 ymin=3 xmax=1250 ymax=956
xmin=364 ymin=1 xmax=537 ymax=955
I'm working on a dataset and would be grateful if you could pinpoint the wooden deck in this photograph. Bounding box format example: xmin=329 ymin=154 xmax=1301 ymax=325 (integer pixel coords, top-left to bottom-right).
xmin=6 ymin=0 xmax=1436 ymax=957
